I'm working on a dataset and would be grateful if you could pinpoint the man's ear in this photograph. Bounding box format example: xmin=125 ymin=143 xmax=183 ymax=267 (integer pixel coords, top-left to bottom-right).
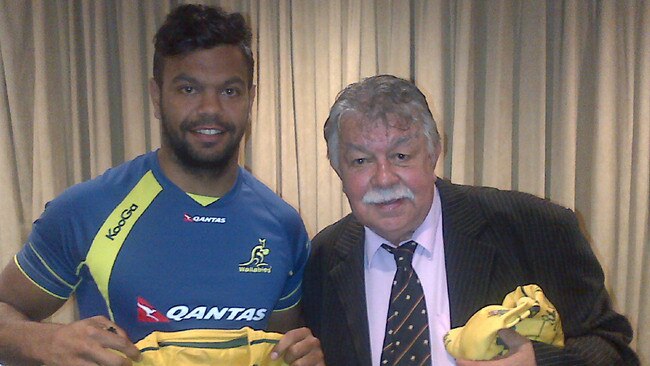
xmin=431 ymin=141 xmax=442 ymax=170
xmin=332 ymin=163 xmax=342 ymax=180
xmin=332 ymin=162 xmax=347 ymax=199
xmin=149 ymin=78 xmax=162 ymax=120
xmin=248 ymin=84 xmax=256 ymax=111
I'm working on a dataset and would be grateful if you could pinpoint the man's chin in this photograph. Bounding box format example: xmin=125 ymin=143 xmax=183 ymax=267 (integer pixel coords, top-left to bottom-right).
xmin=360 ymin=215 xmax=414 ymax=241
xmin=176 ymin=151 xmax=234 ymax=171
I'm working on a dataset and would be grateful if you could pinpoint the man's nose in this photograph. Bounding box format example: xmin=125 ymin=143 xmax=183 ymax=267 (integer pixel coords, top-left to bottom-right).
xmin=198 ymin=91 xmax=222 ymax=115
xmin=371 ymin=161 xmax=399 ymax=187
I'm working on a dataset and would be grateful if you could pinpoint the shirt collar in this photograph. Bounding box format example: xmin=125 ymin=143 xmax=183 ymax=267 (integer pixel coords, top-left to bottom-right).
xmin=365 ymin=185 xmax=442 ymax=266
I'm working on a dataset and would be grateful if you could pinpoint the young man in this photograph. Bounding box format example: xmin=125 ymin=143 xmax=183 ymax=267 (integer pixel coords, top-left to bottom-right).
xmin=303 ymin=74 xmax=639 ymax=366
xmin=0 ymin=5 xmax=322 ymax=366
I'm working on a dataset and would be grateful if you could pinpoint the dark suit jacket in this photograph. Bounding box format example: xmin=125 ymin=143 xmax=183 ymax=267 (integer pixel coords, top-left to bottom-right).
xmin=303 ymin=178 xmax=639 ymax=365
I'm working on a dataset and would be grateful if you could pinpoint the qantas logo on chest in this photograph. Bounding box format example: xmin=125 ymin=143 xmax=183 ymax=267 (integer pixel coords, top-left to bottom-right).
xmin=137 ymin=297 xmax=170 ymax=322
xmin=136 ymin=297 xmax=267 ymax=323
xmin=183 ymin=213 xmax=226 ymax=224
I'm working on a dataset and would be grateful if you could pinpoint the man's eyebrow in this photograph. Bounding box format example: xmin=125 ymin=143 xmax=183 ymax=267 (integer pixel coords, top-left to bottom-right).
xmin=390 ymin=134 xmax=418 ymax=149
xmin=343 ymin=142 xmax=370 ymax=154
xmin=170 ymin=74 xmax=199 ymax=84
xmin=169 ymin=74 xmax=246 ymax=87
xmin=221 ymin=76 xmax=246 ymax=86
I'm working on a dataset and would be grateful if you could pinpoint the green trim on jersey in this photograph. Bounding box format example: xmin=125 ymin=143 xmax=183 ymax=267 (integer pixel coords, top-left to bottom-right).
xmin=14 ymin=255 xmax=69 ymax=300
xmin=134 ymin=328 xmax=287 ymax=366
xmin=187 ymin=193 xmax=220 ymax=206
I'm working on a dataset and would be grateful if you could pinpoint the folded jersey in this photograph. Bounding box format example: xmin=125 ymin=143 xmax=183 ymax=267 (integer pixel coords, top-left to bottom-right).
xmin=134 ymin=327 xmax=288 ymax=366
xmin=443 ymin=284 xmax=564 ymax=360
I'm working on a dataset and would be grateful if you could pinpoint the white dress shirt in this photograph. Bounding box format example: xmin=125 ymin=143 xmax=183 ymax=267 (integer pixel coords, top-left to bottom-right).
xmin=364 ymin=186 xmax=456 ymax=366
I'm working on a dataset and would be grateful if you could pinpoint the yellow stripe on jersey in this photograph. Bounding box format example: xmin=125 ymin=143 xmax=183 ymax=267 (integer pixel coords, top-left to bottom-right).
xmin=14 ymin=256 xmax=69 ymax=300
xmin=187 ymin=192 xmax=220 ymax=206
xmin=84 ymin=170 xmax=162 ymax=321
xmin=27 ymin=241 xmax=77 ymax=290
xmin=134 ymin=327 xmax=288 ymax=366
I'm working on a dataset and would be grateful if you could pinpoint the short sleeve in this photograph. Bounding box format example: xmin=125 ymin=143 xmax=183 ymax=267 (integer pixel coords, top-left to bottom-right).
xmin=273 ymin=227 xmax=310 ymax=312
xmin=15 ymin=197 xmax=83 ymax=299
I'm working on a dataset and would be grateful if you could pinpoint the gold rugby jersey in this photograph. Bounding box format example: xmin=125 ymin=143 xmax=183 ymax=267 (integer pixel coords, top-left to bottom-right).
xmin=134 ymin=327 xmax=288 ymax=366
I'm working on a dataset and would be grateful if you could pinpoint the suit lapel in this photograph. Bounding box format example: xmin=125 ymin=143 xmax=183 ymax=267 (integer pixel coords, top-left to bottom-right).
xmin=328 ymin=216 xmax=373 ymax=366
xmin=436 ymin=179 xmax=497 ymax=327
xmin=324 ymin=181 xmax=498 ymax=362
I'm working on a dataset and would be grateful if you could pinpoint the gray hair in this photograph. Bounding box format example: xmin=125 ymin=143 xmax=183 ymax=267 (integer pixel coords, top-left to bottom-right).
xmin=324 ymin=75 xmax=441 ymax=172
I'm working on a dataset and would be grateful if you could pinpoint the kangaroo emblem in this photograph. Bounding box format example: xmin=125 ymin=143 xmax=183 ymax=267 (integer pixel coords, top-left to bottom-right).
xmin=240 ymin=239 xmax=270 ymax=267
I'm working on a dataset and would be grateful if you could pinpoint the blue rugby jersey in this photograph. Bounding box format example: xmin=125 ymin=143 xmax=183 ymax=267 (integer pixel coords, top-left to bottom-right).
xmin=16 ymin=151 xmax=310 ymax=342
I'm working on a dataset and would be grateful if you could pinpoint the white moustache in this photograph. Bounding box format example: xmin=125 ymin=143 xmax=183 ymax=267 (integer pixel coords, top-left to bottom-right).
xmin=362 ymin=185 xmax=415 ymax=204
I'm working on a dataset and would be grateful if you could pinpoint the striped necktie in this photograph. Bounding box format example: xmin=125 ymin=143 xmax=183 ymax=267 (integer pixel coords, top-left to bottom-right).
xmin=380 ymin=241 xmax=431 ymax=366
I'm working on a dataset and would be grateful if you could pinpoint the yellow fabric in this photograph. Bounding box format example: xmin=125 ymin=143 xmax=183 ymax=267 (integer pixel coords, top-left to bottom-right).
xmin=186 ymin=193 xmax=220 ymax=206
xmin=84 ymin=170 xmax=163 ymax=321
xmin=443 ymin=284 xmax=564 ymax=361
xmin=134 ymin=327 xmax=288 ymax=366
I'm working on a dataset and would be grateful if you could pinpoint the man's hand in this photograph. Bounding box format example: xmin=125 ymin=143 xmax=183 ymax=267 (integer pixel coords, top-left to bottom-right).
xmin=39 ymin=315 xmax=141 ymax=366
xmin=456 ymin=328 xmax=536 ymax=366
xmin=270 ymin=327 xmax=325 ymax=366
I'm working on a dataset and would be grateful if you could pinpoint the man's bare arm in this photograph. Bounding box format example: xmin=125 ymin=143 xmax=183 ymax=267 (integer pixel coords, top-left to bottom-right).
xmin=0 ymin=260 xmax=140 ymax=366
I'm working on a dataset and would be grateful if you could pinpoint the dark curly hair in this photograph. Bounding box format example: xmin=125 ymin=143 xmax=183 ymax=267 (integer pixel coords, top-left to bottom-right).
xmin=153 ymin=4 xmax=254 ymax=88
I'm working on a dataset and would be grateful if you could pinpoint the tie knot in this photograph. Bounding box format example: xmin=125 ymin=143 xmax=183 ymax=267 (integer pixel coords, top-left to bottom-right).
xmin=382 ymin=240 xmax=418 ymax=265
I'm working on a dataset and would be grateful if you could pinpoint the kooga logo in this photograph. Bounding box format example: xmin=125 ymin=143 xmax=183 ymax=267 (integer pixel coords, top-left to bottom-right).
xmin=106 ymin=204 xmax=139 ymax=240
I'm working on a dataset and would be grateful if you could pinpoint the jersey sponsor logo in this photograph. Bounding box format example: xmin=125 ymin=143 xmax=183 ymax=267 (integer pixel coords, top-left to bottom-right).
xmin=105 ymin=204 xmax=139 ymax=241
xmin=137 ymin=297 xmax=268 ymax=323
xmin=166 ymin=306 xmax=267 ymax=322
xmin=183 ymin=213 xmax=227 ymax=224
xmin=137 ymin=297 xmax=170 ymax=323
xmin=239 ymin=239 xmax=272 ymax=274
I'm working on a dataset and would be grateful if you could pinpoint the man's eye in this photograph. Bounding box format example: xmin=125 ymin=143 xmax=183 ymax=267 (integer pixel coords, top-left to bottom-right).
xmin=223 ymin=88 xmax=240 ymax=96
xmin=396 ymin=153 xmax=409 ymax=160
xmin=353 ymin=158 xmax=366 ymax=165
xmin=179 ymin=86 xmax=196 ymax=94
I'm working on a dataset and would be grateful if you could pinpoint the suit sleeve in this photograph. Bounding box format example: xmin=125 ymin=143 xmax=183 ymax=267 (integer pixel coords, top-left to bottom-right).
xmin=302 ymin=229 xmax=326 ymax=337
xmin=520 ymin=205 xmax=639 ymax=365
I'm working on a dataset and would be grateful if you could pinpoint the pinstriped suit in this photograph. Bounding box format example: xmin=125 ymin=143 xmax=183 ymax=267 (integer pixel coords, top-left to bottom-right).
xmin=303 ymin=178 xmax=639 ymax=366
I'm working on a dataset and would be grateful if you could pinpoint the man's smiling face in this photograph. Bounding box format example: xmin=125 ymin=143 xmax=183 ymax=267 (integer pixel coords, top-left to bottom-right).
xmin=151 ymin=45 xmax=255 ymax=170
xmin=337 ymin=112 xmax=439 ymax=245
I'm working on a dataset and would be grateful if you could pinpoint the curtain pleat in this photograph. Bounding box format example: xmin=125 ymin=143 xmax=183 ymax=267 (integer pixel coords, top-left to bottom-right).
xmin=0 ymin=10 xmax=23 ymax=267
xmin=1 ymin=0 xmax=647 ymax=362
xmin=449 ymin=0 xmax=476 ymax=184
xmin=513 ymin=0 xmax=546 ymax=197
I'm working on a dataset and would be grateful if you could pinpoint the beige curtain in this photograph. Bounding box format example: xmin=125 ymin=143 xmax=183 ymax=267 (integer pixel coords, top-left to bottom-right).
xmin=1 ymin=0 xmax=648 ymax=362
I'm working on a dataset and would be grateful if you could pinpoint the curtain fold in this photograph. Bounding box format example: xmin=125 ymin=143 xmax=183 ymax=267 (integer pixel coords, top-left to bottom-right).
xmin=1 ymin=0 xmax=647 ymax=362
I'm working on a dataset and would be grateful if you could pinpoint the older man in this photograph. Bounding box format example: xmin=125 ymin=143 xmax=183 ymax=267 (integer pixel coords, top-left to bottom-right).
xmin=303 ymin=75 xmax=639 ymax=366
